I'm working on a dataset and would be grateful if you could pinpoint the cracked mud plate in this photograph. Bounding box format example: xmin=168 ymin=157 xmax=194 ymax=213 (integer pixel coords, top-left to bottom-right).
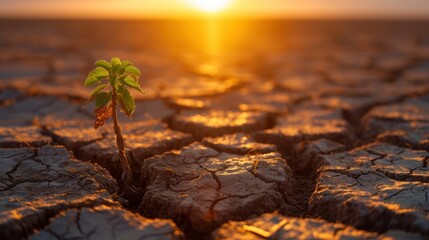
xmin=0 ymin=145 xmax=118 ymax=240
xmin=139 ymin=143 xmax=296 ymax=237
xmin=310 ymin=143 xmax=429 ymax=236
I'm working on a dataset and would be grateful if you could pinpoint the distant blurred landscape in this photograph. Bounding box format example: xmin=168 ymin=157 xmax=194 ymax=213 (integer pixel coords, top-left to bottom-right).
xmin=1 ymin=19 xmax=429 ymax=96
xmin=2 ymin=20 xmax=429 ymax=54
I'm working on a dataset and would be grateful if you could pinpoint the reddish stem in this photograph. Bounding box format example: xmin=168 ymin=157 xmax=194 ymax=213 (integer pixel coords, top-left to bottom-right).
xmin=111 ymin=87 xmax=134 ymax=198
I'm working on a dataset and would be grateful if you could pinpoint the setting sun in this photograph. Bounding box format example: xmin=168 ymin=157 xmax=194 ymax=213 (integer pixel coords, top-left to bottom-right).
xmin=187 ymin=0 xmax=231 ymax=13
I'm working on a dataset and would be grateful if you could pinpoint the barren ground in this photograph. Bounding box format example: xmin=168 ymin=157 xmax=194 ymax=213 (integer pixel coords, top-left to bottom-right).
xmin=0 ymin=20 xmax=428 ymax=239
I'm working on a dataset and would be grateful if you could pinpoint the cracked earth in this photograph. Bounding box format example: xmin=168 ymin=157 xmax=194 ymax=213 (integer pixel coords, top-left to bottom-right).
xmin=0 ymin=20 xmax=429 ymax=239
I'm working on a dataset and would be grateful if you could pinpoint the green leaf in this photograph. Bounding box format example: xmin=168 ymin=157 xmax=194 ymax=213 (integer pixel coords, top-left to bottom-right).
xmin=92 ymin=67 xmax=109 ymax=79
xmin=117 ymin=60 xmax=134 ymax=74
xmin=90 ymin=83 xmax=108 ymax=98
xmin=95 ymin=60 xmax=112 ymax=70
xmin=95 ymin=91 xmax=112 ymax=109
xmin=110 ymin=57 xmax=121 ymax=71
xmin=117 ymin=86 xmax=135 ymax=117
xmin=84 ymin=75 xmax=99 ymax=87
xmin=111 ymin=57 xmax=121 ymax=65
xmin=125 ymin=65 xmax=141 ymax=77
xmin=85 ymin=66 xmax=110 ymax=87
xmin=120 ymin=76 xmax=144 ymax=93
xmin=122 ymin=60 xmax=133 ymax=67
xmin=126 ymin=72 xmax=139 ymax=81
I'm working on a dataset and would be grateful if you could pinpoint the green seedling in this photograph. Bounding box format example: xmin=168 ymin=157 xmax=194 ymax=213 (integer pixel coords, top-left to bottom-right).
xmin=84 ymin=57 xmax=144 ymax=198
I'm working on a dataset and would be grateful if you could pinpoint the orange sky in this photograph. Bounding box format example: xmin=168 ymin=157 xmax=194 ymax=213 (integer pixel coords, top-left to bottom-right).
xmin=1 ymin=0 xmax=429 ymax=19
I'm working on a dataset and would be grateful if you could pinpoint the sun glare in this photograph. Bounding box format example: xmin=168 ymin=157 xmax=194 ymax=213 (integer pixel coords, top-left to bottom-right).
xmin=187 ymin=0 xmax=231 ymax=13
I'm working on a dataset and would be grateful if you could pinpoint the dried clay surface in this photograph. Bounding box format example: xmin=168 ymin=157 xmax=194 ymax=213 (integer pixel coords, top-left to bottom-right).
xmin=0 ymin=145 xmax=119 ymax=240
xmin=310 ymin=143 xmax=429 ymax=237
xmin=140 ymin=143 xmax=296 ymax=236
xmin=30 ymin=205 xmax=184 ymax=240
xmin=213 ymin=213 xmax=423 ymax=240
xmin=1 ymin=21 xmax=429 ymax=239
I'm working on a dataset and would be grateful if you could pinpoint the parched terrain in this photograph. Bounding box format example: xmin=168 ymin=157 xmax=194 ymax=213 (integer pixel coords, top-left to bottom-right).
xmin=0 ymin=20 xmax=429 ymax=239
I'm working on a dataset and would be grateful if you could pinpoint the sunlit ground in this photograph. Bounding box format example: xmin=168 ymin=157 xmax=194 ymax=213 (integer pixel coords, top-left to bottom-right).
xmin=1 ymin=1 xmax=429 ymax=239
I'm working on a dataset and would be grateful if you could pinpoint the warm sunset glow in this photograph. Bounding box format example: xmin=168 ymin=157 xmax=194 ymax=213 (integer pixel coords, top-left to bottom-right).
xmin=187 ymin=0 xmax=231 ymax=13
xmin=0 ymin=0 xmax=428 ymax=19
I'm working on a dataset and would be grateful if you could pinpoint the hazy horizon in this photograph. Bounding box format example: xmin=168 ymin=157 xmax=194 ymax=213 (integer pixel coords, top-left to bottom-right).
xmin=1 ymin=0 xmax=429 ymax=20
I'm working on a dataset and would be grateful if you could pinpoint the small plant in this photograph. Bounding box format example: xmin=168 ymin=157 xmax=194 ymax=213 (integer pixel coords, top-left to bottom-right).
xmin=84 ymin=57 xmax=144 ymax=198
